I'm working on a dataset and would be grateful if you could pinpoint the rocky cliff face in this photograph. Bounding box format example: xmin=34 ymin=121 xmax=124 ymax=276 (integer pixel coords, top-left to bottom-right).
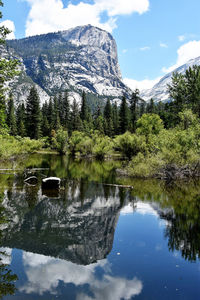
xmin=141 ymin=56 xmax=200 ymax=102
xmin=6 ymin=25 xmax=130 ymax=104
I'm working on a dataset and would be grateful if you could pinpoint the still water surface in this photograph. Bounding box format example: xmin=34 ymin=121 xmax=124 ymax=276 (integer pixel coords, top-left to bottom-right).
xmin=0 ymin=154 xmax=200 ymax=299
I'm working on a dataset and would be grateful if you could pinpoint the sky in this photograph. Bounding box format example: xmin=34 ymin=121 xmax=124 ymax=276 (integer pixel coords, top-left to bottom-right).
xmin=1 ymin=0 xmax=200 ymax=91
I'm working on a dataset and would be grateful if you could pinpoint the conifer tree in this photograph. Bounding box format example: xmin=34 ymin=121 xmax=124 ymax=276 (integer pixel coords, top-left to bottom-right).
xmin=130 ymin=89 xmax=139 ymax=132
xmin=16 ymin=102 xmax=26 ymax=137
xmin=104 ymin=99 xmax=113 ymax=136
xmin=47 ymin=97 xmax=53 ymax=129
xmin=70 ymin=99 xmax=82 ymax=132
xmin=63 ymin=91 xmax=70 ymax=130
xmin=147 ymin=98 xmax=155 ymax=113
xmin=119 ymin=95 xmax=129 ymax=134
xmin=26 ymin=86 xmax=41 ymax=139
xmin=7 ymin=93 xmax=17 ymax=135
xmin=112 ymin=101 xmax=119 ymax=135
xmin=53 ymin=96 xmax=60 ymax=130
xmin=80 ymin=91 xmax=87 ymax=122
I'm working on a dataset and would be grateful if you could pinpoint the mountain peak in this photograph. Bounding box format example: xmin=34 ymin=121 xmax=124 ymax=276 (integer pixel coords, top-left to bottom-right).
xmin=141 ymin=56 xmax=200 ymax=102
xmin=6 ymin=25 xmax=130 ymax=103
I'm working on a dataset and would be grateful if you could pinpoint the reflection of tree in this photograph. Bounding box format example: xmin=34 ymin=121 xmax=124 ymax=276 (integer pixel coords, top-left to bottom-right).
xmin=0 ymin=251 xmax=18 ymax=299
xmin=0 ymin=193 xmax=18 ymax=298
xmin=125 ymin=178 xmax=200 ymax=262
xmin=163 ymin=194 xmax=200 ymax=262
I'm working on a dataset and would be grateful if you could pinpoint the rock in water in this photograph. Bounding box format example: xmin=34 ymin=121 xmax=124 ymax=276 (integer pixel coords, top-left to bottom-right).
xmin=42 ymin=177 xmax=61 ymax=189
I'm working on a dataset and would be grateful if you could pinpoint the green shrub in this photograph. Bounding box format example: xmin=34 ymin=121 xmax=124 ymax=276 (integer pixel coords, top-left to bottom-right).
xmin=114 ymin=131 xmax=147 ymax=159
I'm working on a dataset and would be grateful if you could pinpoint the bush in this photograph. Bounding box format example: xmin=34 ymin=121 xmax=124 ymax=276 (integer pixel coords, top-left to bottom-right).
xmin=51 ymin=128 xmax=68 ymax=154
xmin=92 ymin=136 xmax=113 ymax=160
xmin=114 ymin=132 xmax=147 ymax=159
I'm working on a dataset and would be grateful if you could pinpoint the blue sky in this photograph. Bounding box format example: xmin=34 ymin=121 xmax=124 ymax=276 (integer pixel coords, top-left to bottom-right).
xmin=1 ymin=0 xmax=200 ymax=91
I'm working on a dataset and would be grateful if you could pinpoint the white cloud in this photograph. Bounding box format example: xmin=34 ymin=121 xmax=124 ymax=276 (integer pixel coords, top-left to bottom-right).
xmin=178 ymin=35 xmax=185 ymax=42
xmin=123 ymin=77 xmax=161 ymax=92
xmin=160 ymin=42 xmax=168 ymax=48
xmin=0 ymin=20 xmax=15 ymax=39
xmin=122 ymin=49 xmax=128 ymax=54
xmin=20 ymin=251 xmax=143 ymax=299
xmin=162 ymin=40 xmax=200 ymax=73
xmin=22 ymin=0 xmax=149 ymax=36
xmin=140 ymin=46 xmax=151 ymax=51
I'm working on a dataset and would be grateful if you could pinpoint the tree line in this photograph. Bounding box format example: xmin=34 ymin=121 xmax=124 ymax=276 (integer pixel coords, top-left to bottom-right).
xmin=5 ymin=63 xmax=200 ymax=141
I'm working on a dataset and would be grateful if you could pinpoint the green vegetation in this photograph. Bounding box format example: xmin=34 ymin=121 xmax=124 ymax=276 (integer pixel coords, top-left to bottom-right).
xmin=2 ymin=0 xmax=200 ymax=179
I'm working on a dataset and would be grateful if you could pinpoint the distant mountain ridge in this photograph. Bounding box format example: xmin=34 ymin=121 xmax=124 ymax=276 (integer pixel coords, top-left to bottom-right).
xmin=5 ymin=24 xmax=130 ymax=105
xmin=140 ymin=56 xmax=200 ymax=102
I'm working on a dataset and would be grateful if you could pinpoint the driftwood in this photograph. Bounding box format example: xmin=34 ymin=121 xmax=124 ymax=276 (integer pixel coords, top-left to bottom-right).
xmin=155 ymin=163 xmax=200 ymax=180
xmin=103 ymin=183 xmax=133 ymax=189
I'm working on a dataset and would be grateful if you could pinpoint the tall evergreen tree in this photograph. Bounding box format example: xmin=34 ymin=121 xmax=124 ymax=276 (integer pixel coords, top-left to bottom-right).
xmin=112 ymin=101 xmax=119 ymax=135
xmin=70 ymin=99 xmax=82 ymax=132
xmin=47 ymin=97 xmax=53 ymax=129
xmin=130 ymin=89 xmax=139 ymax=132
xmin=53 ymin=96 xmax=60 ymax=130
xmin=103 ymin=99 xmax=113 ymax=136
xmin=6 ymin=93 xmax=17 ymax=135
xmin=80 ymin=91 xmax=87 ymax=122
xmin=16 ymin=102 xmax=26 ymax=137
xmin=26 ymin=86 xmax=41 ymax=139
xmin=63 ymin=91 xmax=70 ymax=130
xmin=119 ymin=95 xmax=129 ymax=134
xmin=147 ymin=98 xmax=155 ymax=113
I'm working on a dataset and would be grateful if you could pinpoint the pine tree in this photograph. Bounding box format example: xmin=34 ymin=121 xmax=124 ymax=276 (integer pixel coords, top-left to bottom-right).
xmin=119 ymin=95 xmax=129 ymax=134
xmin=112 ymin=101 xmax=119 ymax=135
xmin=70 ymin=99 xmax=82 ymax=133
xmin=16 ymin=102 xmax=26 ymax=137
xmin=147 ymin=98 xmax=155 ymax=113
xmin=63 ymin=91 xmax=70 ymax=130
xmin=26 ymin=86 xmax=41 ymax=139
xmin=6 ymin=93 xmax=17 ymax=135
xmin=139 ymin=101 xmax=146 ymax=117
xmin=104 ymin=99 xmax=113 ymax=136
xmin=58 ymin=92 xmax=64 ymax=125
xmin=47 ymin=97 xmax=53 ymax=129
xmin=130 ymin=89 xmax=139 ymax=132
xmin=52 ymin=96 xmax=60 ymax=130
xmin=80 ymin=91 xmax=87 ymax=122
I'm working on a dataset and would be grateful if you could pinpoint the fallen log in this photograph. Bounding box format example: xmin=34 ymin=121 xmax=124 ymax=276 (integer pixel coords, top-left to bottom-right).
xmin=103 ymin=183 xmax=133 ymax=189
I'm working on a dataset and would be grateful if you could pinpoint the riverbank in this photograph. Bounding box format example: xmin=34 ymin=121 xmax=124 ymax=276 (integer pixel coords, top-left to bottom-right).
xmin=0 ymin=135 xmax=44 ymax=161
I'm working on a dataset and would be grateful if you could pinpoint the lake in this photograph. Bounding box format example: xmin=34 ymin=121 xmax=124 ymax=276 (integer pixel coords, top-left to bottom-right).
xmin=0 ymin=154 xmax=199 ymax=300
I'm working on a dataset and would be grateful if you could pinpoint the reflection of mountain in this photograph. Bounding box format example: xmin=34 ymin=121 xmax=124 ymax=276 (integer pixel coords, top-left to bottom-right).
xmin=1 ymin=181 xmax=126 ymax=265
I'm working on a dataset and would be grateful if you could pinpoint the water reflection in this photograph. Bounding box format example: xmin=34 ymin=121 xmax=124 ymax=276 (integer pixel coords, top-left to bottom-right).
xmin=0 ymin=154 xmax=200 ymax=299
xmin=1 ymin=179 xmax=129 ymax=265
xmin=18 ymin=251 xmax=142 ymax=299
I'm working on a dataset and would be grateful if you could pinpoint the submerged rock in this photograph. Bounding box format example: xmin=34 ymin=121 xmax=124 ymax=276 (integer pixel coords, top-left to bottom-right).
xmin=42 ymin=177 xmax=61 ymax=189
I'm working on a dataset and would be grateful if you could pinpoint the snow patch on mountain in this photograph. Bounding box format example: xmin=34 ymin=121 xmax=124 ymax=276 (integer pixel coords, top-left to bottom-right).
xmin=141 ymin=56 xmax=200 ymax=102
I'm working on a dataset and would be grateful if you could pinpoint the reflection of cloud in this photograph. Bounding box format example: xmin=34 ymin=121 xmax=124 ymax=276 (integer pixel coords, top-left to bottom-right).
xmin=20 ymin=251 xmax=143 ymax=299
xmin=121 ymin=203 xmax=134 ymax=215
xmin=0 ymin=247 xmax=12 ymax=265
xmin=135 ymin=202 xmax=159 ymax=217
xmin=77 ymin=275 xmax=142 ymax=300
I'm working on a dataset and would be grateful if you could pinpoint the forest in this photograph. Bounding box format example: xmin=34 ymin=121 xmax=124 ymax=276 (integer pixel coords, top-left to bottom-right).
xmin=1 ymin=64 xmax=200 ymax=179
